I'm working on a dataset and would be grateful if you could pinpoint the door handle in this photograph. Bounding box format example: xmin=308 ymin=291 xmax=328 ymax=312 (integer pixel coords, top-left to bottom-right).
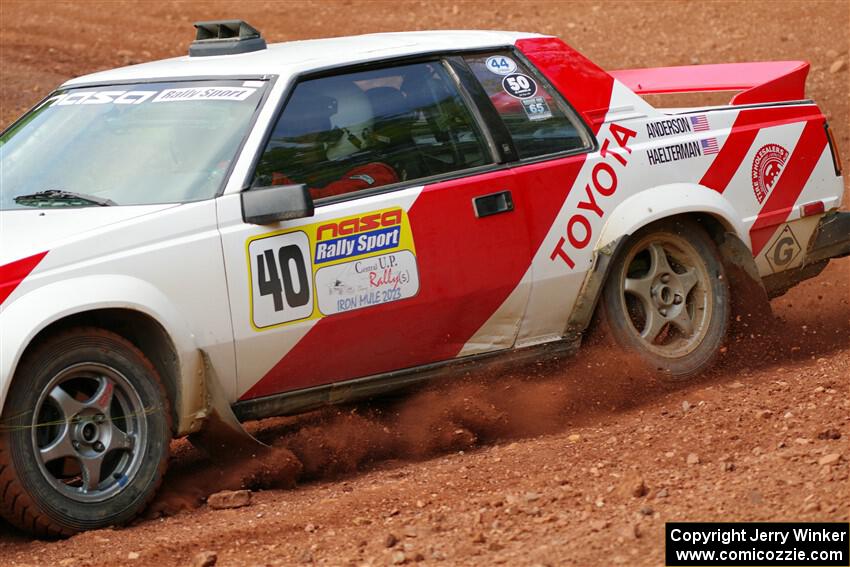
xmin=473 ymin=190 xmax=514 ymax=218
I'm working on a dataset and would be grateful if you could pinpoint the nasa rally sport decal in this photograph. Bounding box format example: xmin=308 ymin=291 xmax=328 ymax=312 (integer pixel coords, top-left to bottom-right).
xmin=751 ymin=143 xmax=789 ymax=203
xmin=246 ymin=208 xmax=419 ymax=330
xmin=47 ymin=86 xmax=259 ymax=106
xmin=502 ymin=73 xmax=538 ymax=99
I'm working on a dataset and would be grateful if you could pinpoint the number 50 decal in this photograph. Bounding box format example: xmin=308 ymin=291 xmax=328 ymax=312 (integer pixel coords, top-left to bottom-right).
xmin=502 ymin=73 xmax=537 ymax=99
xmin=248 ymin=231 xmax=314 ymax=329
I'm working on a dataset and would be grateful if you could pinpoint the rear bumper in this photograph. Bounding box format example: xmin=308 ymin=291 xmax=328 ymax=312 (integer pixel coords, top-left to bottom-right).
xmin=763 ymin=210 xmax=850 ymax=298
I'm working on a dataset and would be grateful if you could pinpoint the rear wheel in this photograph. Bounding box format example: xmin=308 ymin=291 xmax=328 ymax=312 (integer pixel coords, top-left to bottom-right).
xmin=0 ymin=328 xmax=171 ymax=536
xmin=599 ymin=219 xmax=730 ymax=379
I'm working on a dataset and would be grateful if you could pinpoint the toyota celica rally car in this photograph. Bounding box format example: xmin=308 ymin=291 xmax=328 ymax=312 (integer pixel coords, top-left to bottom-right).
xmin=0 ymin=21 xmax=848 ymax=535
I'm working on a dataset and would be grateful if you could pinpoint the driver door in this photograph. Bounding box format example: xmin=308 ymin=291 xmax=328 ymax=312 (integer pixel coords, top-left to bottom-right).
xmin=218 ymin=58 xmax=533 ymax=401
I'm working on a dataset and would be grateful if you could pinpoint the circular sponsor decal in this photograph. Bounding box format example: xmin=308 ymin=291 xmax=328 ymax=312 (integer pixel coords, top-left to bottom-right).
xmin=751 ymin=143 xmax=789 ymax=204
xmin=485 ymin=55 xmax=518 ymax=75
xmin=502 ymin=73 xmax=537 ymax=99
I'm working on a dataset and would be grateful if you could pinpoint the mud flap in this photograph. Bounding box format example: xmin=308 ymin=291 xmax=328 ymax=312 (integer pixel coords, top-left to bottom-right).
xmin=189 ymin=353 xmax=269 ymax=457
xmin=716 ymin=231 xmax=774 ymax=332
xmin=564 ymin=236 xmax=626 ymax=342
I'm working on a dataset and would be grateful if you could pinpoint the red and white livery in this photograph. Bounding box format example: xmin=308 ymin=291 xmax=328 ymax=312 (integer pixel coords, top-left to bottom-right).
xmin=0 ymin=22 xmax=847 ymax=535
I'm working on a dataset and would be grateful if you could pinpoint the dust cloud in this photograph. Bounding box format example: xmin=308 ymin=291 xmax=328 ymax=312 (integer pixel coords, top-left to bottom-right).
xmin=148 ymin=343 xmax=658 ymax=517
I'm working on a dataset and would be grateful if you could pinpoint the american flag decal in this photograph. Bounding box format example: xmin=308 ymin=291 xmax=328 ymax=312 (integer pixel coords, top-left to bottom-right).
xmin=690 ymin=115 xmax=710 ymax=131
xmin=701 ymin=137 xmax=720 ymax=155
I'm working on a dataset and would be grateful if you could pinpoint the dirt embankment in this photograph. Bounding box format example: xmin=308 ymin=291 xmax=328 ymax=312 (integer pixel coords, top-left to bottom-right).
xmin=0 ymin=1 xmax=848 ymax=566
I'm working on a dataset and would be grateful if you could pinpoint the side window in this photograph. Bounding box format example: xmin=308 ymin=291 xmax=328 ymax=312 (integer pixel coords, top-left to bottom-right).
xmin=464 ymin=52 xmax=591 ymax=160
xmin=253 ymin=61 xmax=491 ymax=201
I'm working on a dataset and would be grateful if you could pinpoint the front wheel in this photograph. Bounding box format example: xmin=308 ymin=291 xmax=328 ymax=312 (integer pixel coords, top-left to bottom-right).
xmin=0 ymin=328 xmax=171 ymax=536
xmin=599 ymin=218 xmax=730 ymax=379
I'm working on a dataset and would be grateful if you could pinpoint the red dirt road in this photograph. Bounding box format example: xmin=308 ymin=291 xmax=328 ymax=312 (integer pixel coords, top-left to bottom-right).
xmin=1 ymin=1 xmax=848 ymax=566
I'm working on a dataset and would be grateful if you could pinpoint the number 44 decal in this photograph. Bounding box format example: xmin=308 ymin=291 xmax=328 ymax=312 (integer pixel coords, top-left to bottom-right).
xmin=249 ymin=231 xmax=314 ymax=329
xmin=485 ymin=55 xmax=517 ymax=75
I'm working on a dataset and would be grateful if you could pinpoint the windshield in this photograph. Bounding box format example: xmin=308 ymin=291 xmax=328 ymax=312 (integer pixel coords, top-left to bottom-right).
xmin=0 ymin=79 xmax=267 ymax=209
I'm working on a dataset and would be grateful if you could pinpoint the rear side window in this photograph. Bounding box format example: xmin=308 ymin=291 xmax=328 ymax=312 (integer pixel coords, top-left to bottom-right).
xmin=464 ymin=52 xmax=591 ymax=160
xmin=253 ymin=61 xmax=491 ymax=201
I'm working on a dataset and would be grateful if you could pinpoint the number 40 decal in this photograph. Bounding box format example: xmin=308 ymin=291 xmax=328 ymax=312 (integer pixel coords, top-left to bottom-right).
xmin=249 ymin=231 xmax=314 ymax=328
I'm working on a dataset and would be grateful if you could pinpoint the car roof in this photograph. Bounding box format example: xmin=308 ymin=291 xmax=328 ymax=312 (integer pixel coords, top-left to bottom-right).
xmin=63 ymin=30 xmax=545 ymax=87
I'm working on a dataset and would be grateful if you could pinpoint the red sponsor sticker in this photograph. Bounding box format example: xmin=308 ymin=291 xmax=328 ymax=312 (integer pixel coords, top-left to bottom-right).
xmin=751 ymin=143 xmax=789 ymax=203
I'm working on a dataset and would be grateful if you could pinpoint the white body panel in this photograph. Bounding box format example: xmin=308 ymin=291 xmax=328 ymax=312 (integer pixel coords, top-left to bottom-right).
xmin=0 ymin=202 xmax=235 ymax=431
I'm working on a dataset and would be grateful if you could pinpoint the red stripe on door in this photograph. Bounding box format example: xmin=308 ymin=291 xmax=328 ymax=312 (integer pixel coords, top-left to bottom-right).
xmin=700 ymin=105 xmax=821 ymax=193
xmin=749 ymin=119 xmax=827 ymax=256
xmin=0 ymin=252 xmax=48 ymax=306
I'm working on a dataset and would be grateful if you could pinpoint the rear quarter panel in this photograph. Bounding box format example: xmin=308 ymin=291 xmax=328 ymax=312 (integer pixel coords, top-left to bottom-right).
xmin=481 ymin=38 xmax=844 ymax=347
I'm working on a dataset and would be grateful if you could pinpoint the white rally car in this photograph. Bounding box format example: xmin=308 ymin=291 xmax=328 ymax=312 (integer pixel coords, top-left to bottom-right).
xmin=1 ymin=21 xmax=847 ymax=535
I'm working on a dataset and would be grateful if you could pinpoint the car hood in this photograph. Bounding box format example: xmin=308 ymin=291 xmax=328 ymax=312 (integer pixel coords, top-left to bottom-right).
xmin=0 ymin=204 xmax=180 ymax=266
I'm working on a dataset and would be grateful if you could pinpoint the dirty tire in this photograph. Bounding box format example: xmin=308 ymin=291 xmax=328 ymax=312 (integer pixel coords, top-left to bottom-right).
xmin=599 ymin=218 xmax=730 ymax=380
xmin=0 ymin=328 xmax=171 ymax=537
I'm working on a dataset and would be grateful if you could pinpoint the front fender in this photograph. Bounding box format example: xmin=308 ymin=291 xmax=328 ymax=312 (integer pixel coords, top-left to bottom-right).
xmin=596 ymin=183 xmax=750 ymax=251
xmin=0 ymin=274 xmax=205 ymax=435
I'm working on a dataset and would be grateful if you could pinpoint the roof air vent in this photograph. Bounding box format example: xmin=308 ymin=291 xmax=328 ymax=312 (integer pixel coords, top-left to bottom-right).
xmin=189 ymin=20 xmax=266 ymax=57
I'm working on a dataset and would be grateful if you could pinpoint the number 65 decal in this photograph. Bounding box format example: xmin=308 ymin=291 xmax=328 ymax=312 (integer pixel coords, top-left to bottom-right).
xmin=248 ymin=231 xmax=314 ymax=328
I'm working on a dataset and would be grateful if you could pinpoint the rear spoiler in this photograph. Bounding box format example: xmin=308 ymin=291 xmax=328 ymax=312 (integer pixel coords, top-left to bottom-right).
xmin=609 ymin=61 xmax=809 ymax=106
